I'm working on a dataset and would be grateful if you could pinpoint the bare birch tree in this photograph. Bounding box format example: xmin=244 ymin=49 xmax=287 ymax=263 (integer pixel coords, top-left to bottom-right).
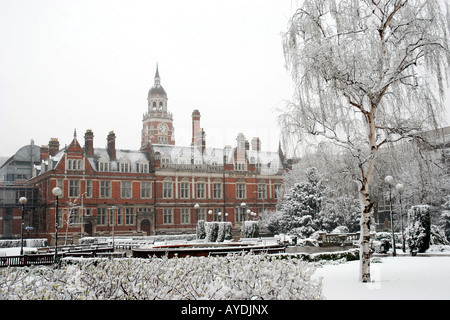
xmin=279 ymin=0 xmax=449 ymax=282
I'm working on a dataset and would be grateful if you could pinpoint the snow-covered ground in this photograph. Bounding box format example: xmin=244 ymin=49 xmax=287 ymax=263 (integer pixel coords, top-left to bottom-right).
xmin=0 ymin=247 xmax=37 ymax=256
xmin=314 ymin=250 xmax=450 ymax=300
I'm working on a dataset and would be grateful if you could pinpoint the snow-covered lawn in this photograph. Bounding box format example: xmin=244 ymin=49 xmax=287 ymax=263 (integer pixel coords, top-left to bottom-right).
xmin=315 ymin=253 xmax=450 ymax=300
xmin=1 ymin=246 xmax=449 ymax=300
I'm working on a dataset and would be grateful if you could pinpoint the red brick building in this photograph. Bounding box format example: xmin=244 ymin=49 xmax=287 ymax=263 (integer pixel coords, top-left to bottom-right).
xmin=27 ymin=67 xmax=288 ymax=244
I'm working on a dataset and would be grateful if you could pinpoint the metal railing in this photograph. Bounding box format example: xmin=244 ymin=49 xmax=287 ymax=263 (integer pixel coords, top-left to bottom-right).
xmin=0 ymin=243 xmax=113 ymax=268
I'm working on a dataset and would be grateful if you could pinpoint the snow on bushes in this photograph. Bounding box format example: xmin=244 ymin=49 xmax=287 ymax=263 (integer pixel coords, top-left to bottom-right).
xmin=0 ymin=253 xmax=323 ymax=300
xmin=266 ymin=167 xmax=360 ymax=239
xmin=203 ymin=221 xmax=232 ymax=242
xmin=241 ymin=221 xmax=259 ymax=238
xmin=406 ymin=205 xmax=431 ymax=255
xmin=196 ymin=220 xmax=206 ymax=239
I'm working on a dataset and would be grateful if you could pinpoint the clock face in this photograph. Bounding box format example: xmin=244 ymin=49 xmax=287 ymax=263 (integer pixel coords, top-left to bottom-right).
xmin=158 ymin=123 xmax=168 ymax=134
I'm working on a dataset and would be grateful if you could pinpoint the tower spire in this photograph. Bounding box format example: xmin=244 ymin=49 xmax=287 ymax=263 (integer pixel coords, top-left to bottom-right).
xmin=155 ymin=63 xmax=160 ymax=85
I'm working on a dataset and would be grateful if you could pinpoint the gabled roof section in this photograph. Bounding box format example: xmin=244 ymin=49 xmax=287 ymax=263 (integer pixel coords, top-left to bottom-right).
xmin=66 ymin=131 xmax=84 ymax=154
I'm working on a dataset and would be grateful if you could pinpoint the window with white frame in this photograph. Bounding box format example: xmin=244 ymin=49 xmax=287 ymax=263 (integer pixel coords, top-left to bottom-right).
xmin=120 ymin=161 xmax=131 ymax=173
xmin=213 ymin=182 xmax=222 ymax=199
xmin=100 ymin=181 xmax=111 ymax=198
xmin=234 ymin=162 xmax=246 ymax=171
xmin=163 ymin=181 xmax=173 ymax=198
xmin=163 ymin=208 xmax=173 ymax=224
xmin=236 ymin=183 xmax=246 ymax=199
xmin=69 ymin=180 xmax=80 ymax=198
xmin=180 ymin=208 xmax=190 ymax=224
xmin=235 ymin=207 xmax=245 ymax=222
xmin=125 ymin=207 xmax=135 ymax=225
xmin=138 ymin=162 xmax=149 ymax=173
xmin=121 ymin=181 xmax=132 ymax=198
xmin=180 ymin=181 xmax=190 ymax=199
xmin=141 ymin=182 xmax=151 ymax=198
xmin=197 ymin=208 xmax=206 ymax=221
xmin=161 ymin=154 xmax=171 ymax=164
xmin=99 ymin=160 xmax=109 ymax=172
xmin=86 ymin=180 xmax=92 ymax=198
xmin=97 ymin=207 xmax=107 ymax=225
xmin=257 ymin=184 xmax=267 ymax=199
xmin=274 ymin=184 xmax=281 ymax=199
xmin=196 ymin=182 xmax=206 ymax=199
xmin=67 ymin=159 xmax=82 ymax=170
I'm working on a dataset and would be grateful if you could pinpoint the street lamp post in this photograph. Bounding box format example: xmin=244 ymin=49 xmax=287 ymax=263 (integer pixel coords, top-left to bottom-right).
xmin=18 ymin=197 xmax=27 ymax=256
xmin=240 ymin=202 xmax=246 ymax=222
xmin=396 ymin=183 xmax=405 ymax=253
xmin=110 ymin=206 xmax=116 ymax=251
xmin=80 ymin=192 xmax=87 ymax=239
xmin=52 ymin=187 xmax=62 ymax=262
xmin=208 ymin=210 xmax=212 ymax=222
xmin=384 ymin=176 xmax=396 ymax=256
xmin=194 ymin=203 xmax=199 ymax=222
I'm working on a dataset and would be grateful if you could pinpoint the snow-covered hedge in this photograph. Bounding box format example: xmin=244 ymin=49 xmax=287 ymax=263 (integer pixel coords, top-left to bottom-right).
xmin=196 ymin=220 xmax=206 ymax=239
xmin=280 ymin=248 xmax=360 ymax=263
xmin=204 ymin=222 xmax=232 ymax=242
xmin=242 ymin=221 xmax=259 ymax=238
xmin=0 ymin=239 xmax=47 ymax=249
xmin=79 ymin=234 xmax=197 ymax=245
xmin=217 ymin=222 xmax=232 ymax=242
xmin=0 ymin=253 xmax=323 ymax=300
xmin=407 ymin=205 xmax=431 ymax=255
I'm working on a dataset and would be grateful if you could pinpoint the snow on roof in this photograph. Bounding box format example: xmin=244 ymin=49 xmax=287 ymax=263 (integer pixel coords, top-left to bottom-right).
xmin=40 ymin=143 xmax=284 ymax=174
xmin=152 ymin=144 xmax=284 ymax=172
xmin=87 ymin=148 xmax=150 ymax=172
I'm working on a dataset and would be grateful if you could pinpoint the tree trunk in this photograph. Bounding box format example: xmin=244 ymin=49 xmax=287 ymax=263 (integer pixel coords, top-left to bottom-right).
xmin=359 ymin=189 xmax=373 ymax=283
xmin=359 ymin=111 xmax=377 ymax=283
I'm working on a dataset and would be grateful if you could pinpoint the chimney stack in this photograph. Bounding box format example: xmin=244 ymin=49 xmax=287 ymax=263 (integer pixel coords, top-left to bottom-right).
xmin=84 ymin=129 xmax=94 ymax=156
xmin=197 ymin=129 xmax=206 ymax=154
xmin=251 ymin=137 xmax=261 ymax=151
xmin=107 ymin=131 xmax=116 ymax=161
xmin=48 ymin=138 xmax=60 ymax=156
xmin=236 ymin=133 xmax=246 ymax=162
xmin=191 ymin=109 xmax=201 ymax=146
xmin=40 ymin=145 xmax=49 ymax=162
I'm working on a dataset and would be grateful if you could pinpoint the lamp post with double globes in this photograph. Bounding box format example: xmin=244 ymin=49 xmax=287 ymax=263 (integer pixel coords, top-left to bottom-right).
xmin=18 ymin=197 xmax=27 ymax=256
xmin=52 ymin=187 xmax=62 ymax=262
xmin=208 ymin=210 xmax=212 ymax=222
xmin=396 ymin=183 xmax=405 ymax=252
xmin=240 ymin=202 xmax=246 ymax=222
xmin=384 ymin=176 xmax=396 ymax=256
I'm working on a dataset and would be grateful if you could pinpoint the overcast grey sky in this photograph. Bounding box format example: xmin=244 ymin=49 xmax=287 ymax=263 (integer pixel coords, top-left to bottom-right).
xmin=0 ymin=0 xmax=297 ymax=157
xmin=0 ymin=0 xmax=448 ymax=158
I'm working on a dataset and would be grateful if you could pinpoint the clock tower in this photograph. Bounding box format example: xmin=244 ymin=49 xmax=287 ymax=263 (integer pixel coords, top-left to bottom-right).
xmin=141 ymin=64 xmax=175 ymax=147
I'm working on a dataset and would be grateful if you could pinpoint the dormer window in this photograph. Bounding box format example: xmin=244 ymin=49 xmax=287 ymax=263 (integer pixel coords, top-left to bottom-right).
xmin=137 ymin=158 xmax=150 ymax=173
xmin=120 ymin=162 xmax=131 ymax=173
xmin=234 ymin=162 xmax=246 ymax=171
xmin=161 ymin=154 xmax=171 ymax=164
xmin=99 ymin=159 xmax=109 ymax=172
